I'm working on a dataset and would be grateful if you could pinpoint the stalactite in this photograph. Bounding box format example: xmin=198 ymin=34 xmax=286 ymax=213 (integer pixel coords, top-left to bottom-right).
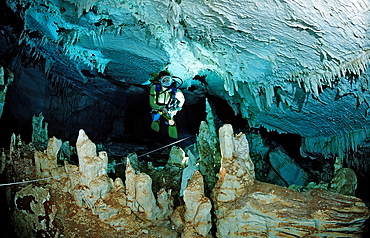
xmin=301 ymin=127 xmax=370 ymax=159
xmin=44 ymin=59 xmax=52 ymax=74
xmin=64 ymin=44 xmax=110 ymax=73
xmin=294 ymin=50 xmax=370 ymax=96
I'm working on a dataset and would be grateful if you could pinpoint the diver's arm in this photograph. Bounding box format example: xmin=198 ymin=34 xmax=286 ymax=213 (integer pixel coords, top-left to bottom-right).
xmin=176 ymin=90 xmax=185 ymax=108
xmin=149 ymin=86 xmax=162 ymax=110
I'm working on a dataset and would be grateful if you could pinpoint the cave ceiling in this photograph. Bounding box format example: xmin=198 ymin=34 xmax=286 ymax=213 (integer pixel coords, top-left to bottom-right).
xmin=1 ymin=0 xmax=370 ymax=156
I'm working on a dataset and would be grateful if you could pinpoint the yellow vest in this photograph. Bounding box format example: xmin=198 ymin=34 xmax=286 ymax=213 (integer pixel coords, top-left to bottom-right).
xmin=149 ymin=84 xmax=185 ymax=110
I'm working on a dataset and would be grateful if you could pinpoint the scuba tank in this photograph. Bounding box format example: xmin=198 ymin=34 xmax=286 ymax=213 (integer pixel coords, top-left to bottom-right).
xmin=150 ymin=74 xmax=183 ymax=110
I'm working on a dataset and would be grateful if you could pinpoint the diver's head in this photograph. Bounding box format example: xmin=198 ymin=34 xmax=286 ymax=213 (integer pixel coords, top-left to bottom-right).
xmin=158 ymin=70 xmax=171 ymax=79
xmin=160 ymin=75 xmax=173 ymax=87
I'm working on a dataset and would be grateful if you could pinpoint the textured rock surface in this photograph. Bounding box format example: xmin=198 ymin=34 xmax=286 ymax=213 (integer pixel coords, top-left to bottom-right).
xmin=0 ymin=65 xmax=13 ymax=118
xmin=3 ymin=125 xmax=368 ymax=237
xmin=6 ymin=130 xmax=181 ymax=237
xmin=182 ymin=171 xmax=212 ymax=237
xmin=12 ymin=184 xmax=55 ymax=237
xmin=329 ymin=167 xmax=358 ymax=196
xmin=1 ymin=0 xmax=369 ymax=159
xmin=268 ymin=146 xmax=309 ymax=186
xmin=212 ymin=124 xmax=369 ymax=238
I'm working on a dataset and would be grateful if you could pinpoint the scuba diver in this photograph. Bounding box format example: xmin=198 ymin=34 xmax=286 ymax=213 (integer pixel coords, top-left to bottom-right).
xmin=149 ymin=70 xmax=185 ymax=139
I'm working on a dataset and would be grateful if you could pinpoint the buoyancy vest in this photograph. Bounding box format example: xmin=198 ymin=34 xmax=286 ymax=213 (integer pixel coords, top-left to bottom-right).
xmin=152 ymin=83 xmax=179 ymax=110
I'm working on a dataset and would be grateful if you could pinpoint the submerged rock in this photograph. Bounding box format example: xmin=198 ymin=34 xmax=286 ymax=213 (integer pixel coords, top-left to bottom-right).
xmin=268 ymin=146 xmax=309 ymax=186
xmin=212 ymin=124 xmax=369 ymax=238
xmin=329 ymin=167 xmax=357 ymax=196
xmin=3 ymin=124 xmax=370 ymax=237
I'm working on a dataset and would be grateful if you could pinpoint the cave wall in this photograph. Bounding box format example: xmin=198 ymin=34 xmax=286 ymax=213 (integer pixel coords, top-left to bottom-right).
xmin=0 ymin=65 xmax=13 ymax=119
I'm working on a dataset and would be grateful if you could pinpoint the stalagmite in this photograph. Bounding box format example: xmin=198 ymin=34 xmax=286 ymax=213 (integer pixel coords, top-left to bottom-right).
xmin=2 ymin=0 xmax=370 ymax=236
xmin=168 ymin=146 xmax=187 ymax=166
xmin=329 ymin=167 xmax=358 ymax=196
xmin=34 ymin=136 xmax=62 ymax=178
xmin=182 ymin=171 xmax=212 ymax=238
xmin=3 ymin=123 xmax=370 ymax=237
xmin=212 ymin=124 xmax=370 ymax=238
xmin=31 ymin=113 xmax=49 ymax=149
xmin=180 ymin=150 xmax=198 ymax=197
xmin=125 ymin=155 xmax=173 ymax=223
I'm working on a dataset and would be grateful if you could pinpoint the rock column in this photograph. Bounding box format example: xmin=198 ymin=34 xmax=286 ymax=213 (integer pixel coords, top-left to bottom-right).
xmin=212 ymin=124 xmax=370 ymax=237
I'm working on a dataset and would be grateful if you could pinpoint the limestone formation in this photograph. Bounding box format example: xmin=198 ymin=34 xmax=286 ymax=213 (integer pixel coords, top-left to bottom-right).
xmin=125 ymin=155 xmax=173 ymax=224
xmin=34 ymin=136 xmax=62 ymax=178
xmin=180 ymin=149 xmax=198 ymax=196
xmin=182 ymin=171 xmax=212 ymax=237
xmin=2 ymin=0 xmax=370 ymax=236
xmin=329 ymin=167 xmax=358 ymax=196
xmin=268 ymin=146 xmax=309 ymax=186
xmin=0 ymin=148 xmax=6 ymax=174
xmin=31 ymin=113 xmax=49 ymax=149
xmin=212 ymin=124 xmax=369 ymax=238
xmin=12 ymin=184 xmax=56 ymax=237
xmin=3 ymin=125 xmax=370 ymax=237
xmin=168 ymin=145 xmax=188 ymax=167
xmin=197 ymin=121 xmax=220 ymax=194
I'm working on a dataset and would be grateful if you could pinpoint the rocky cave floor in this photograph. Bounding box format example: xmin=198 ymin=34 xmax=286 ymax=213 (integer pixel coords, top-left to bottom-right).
xmin=0 ymin=107 xmax=370 ymax=236
xmin=89 ymin=130 xmax=199 ymax=204
xmin=1 ymin=129 xmax=370 ymax=237
xmin=77 ymin=140 xmax=370 ymax=237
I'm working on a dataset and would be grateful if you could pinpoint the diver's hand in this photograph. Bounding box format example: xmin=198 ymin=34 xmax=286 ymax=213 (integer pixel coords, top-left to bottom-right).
xmin=159 ymin=107 xmax=168 ymax=114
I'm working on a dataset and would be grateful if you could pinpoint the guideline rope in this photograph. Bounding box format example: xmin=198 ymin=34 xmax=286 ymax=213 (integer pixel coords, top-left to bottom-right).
xmin=0 ymin=136 xmax=192 ymax=187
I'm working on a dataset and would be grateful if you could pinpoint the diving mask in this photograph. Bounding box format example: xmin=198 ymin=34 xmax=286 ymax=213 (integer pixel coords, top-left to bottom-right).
xmin=160 ymin=76 xmax=173 ymax=87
